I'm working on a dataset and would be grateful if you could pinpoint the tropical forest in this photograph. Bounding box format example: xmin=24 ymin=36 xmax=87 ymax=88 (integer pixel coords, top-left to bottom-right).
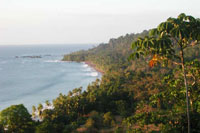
xmin=0 ymin=13 xmax=200 ymax=133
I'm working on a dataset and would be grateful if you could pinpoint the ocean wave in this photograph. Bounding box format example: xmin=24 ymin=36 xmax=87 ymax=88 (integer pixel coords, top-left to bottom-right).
xmin=82 ymin=64 xmax=88 ymax=68
xmin=82 ymin=67 xmax=92 ymax=72
xmin=45 ymin=60 xmax=62 ymax=63
xmin=86 ymin=72 xmax=98 ymax=77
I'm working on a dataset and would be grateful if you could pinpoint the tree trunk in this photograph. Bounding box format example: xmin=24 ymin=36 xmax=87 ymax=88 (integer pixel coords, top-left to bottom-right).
xmin=180 ymin=48 xmax=191 ymax=133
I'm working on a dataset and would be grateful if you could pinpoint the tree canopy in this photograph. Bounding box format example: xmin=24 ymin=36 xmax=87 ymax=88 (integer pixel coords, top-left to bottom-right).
xmin=130 ymin=13 xmax=200 ymax=133
xmin=0 ymin=13 xmax=200 ymax=133
xmin=0 ymin=104 xmax=34 ymax=132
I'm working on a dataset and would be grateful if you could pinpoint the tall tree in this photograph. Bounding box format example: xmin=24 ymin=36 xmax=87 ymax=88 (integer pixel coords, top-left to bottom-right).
xmin=0 ymin=104 xmax=34 ymax=132
xmin=130 ymin=13 xmax=200 ymax=133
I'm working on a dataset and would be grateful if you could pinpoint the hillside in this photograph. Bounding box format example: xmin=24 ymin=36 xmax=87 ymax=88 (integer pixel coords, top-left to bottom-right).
xmin=1 ymin=15 xmax=200 ymax=132
xmin=59 ymin=27 xmax=200 ymax=132
xmin=62 ymin=30 xmax=149 ymax=72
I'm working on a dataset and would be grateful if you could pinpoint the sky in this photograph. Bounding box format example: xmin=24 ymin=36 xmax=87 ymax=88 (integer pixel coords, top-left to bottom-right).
xmin=0 ymin=0 xmax=200 ymax=45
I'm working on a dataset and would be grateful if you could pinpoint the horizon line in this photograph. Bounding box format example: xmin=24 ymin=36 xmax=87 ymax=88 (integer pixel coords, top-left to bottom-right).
xmin=0 ymin=43 xmax=101 ymax=46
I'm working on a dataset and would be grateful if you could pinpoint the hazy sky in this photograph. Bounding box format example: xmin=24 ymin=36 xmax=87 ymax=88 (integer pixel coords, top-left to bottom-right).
xmin=0 ymin=0 xmax=200 ymax=45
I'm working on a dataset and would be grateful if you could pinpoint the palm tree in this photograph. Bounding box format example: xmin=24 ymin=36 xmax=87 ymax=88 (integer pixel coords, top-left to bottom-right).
xmin=32 ymin=105 xmax=36 ymax=118
xmin=37 ymin=103 xmax=43 ymax=120
xmin=45 ymin=100 xmax=51 ymax=107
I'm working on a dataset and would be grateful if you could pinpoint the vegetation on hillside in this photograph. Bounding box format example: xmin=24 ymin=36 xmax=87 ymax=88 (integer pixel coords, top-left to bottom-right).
xmin=62 ymin=30 xmax=149 ymax=72
xmin=0 ymin=13 xmax=199 ymax=132
xmin=130 ymin=13 xmax=200 ymax=132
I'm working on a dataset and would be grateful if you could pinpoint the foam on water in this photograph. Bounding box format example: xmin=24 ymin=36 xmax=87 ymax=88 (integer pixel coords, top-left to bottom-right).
xmin=82 ymin=64 xmax=88 ymax=68
xmin=86 ymin=72 xmax=98 ymax=77
xmin=82 ymin=67 xmax=92 ymax=72
xmin=45 ymin=60 xmax=63 ymax=63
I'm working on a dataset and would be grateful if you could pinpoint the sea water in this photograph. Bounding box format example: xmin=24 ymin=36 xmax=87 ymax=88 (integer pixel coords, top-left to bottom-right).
xmin=0 ymin=44 xmax=101 ymax=111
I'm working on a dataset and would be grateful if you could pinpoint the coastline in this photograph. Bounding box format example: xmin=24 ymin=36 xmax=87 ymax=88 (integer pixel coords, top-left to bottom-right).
xmin=84 ymin=61 xmax=105 ymax=75
xmin=62 ymin=59 xmax=105 ymax=75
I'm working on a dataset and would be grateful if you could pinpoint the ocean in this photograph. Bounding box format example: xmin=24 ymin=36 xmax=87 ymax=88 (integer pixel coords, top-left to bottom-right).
xmin=0 ymin=44 xmax=101 ymax=112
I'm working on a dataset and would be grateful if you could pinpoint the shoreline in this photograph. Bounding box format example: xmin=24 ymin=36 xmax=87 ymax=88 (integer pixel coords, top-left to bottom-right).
xmin=62 ymin=60 xmax=105 ymax=75
xmin=84 ymin=61 xmax=105 ymax=75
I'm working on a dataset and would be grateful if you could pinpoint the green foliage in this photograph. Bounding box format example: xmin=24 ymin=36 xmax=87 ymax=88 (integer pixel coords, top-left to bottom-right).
xmin=45 ymin=100 xmax=51 ymax=107
xmin=0 ymin=104 xmax=35 ymax=132
xmin=131 ymin=13 xmax=200 ymax=63
xmin=1 ymin=13 xmax=200 ymax=132
xmin=0 ymin=123 xmax=3 ymax=132
xmin=63 ymin=30 xmax=149 ymax=72
xmin=85 ymin=118 xmax=95 ymax=128
xmin=103 ymin=112 xmax=114 ymax=127
xmin=32 ymin=105 xmax=37 ymax=118
xmin=115 ymin=100 xmax=129 ymax=117
xmin=63 ymin=122 xmax=78 ymax=133
xmin=35 ymin=120 xmax=56 ymax=133
xmin=130 ymin=13 xmax=200 ymax=132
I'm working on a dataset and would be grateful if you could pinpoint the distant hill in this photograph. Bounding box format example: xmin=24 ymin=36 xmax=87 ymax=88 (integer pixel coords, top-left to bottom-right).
xmin=63 ymin=30 xmax=149 ymax=72
xmin=63 ymin=29 xmax=200 ymax=73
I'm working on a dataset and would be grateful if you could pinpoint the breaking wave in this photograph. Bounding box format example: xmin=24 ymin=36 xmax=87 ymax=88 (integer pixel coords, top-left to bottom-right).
xmin=83 ymin=67 xmax=92 ymax=72
xmin=86 ymin=72 xmax=98 ymax=77
xmin=82 ymin=64 xmax=88 ymax=68
xmin=45 ymin=60 xmax=62 ymax=63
